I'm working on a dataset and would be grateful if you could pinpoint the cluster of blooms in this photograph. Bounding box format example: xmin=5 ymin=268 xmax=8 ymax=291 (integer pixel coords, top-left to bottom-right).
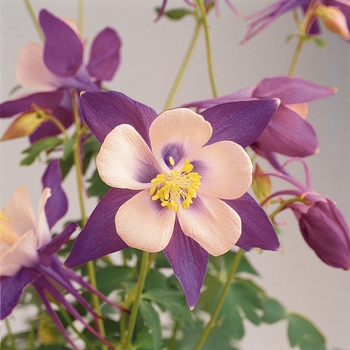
xmin=1 ymin=1 xmax=350 ymax=348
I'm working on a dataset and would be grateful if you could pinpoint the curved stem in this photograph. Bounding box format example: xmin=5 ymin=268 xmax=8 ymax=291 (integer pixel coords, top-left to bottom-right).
xmin=4 ymin=318 xmax=17 ymax=350
xmin=125 ymin=251 xmax=150 ymax=347
xmin=288 ymin=36 xmax=306 ymax=76
xmin=71 ymin=90 xmax=107 ymax=350
xmin=164 ymin=20 xmax=202 ymax=110
xmin=196 ymin=0 xmax=218 ymax=98
xmin=269 ymin=196 xmax=310 ymax=221
xmin=23 ymin=0 xmax=44 ymax=42
xmin=194 ymin=249 xmax=244 ymax=349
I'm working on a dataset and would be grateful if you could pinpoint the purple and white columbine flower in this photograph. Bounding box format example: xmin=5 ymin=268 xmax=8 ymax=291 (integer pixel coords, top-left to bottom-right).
xmin=0 ymin=160 xmax=126 ymax=350
xmin=241 ymin=0 xmax=350 ymax=43
xmin=183 ymin=76 xmax=336 ymax=168
xmin=65 ymin=90 xmax=281 ymax=308
xmin=0 ymin=9 xmax=121 ymax=142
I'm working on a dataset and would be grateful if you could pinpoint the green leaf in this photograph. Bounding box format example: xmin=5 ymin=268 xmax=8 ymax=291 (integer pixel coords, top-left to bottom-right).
xmin=261 ymin=298 xmax=286 ymax=324
xmin=62 ymin=137 xmax=75 ymax=161
xmin=155 ymin=7 xmax=193 ymax=20
xmin=87 ymin=168 xmax=110 ymax=199
xmin=312 ymin=37 xmax=327 ymax=48
xmin=287 ymin=312 xmax=326 ymax=350
xmin=139 ymin=300 xmax=163 ymax=350
xmin=20 ymin=137 xmax=62 ymax=165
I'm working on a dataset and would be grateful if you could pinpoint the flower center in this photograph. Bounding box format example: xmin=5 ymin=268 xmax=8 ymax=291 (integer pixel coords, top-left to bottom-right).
xmin=0 ymin=211 xmax=19 ymax=248
xmin=149 ymin=157 xmax=202 ymax=212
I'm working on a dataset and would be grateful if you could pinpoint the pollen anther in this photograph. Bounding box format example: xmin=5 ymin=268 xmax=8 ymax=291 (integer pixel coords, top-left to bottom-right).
xmin=149 ymin=159 xmax=202 ymax=212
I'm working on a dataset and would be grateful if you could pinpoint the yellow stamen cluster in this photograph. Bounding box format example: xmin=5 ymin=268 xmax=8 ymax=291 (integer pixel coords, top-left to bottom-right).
xmin=0 ymin=211 xmax=18 ymax=248
xmin=149 ymin=157 xmax=202 ymax=212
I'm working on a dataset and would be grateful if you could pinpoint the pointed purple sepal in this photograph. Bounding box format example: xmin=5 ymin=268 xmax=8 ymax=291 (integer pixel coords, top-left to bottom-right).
xmin=163 ymin=220 xmax=208 ymax=309
xmin=225 ymin=193 xmax=280 ymax=251
xmin=39 ymin=9 xmax=83 ymax=77
xmin=88 ymin=27 xmax=122 ymax=81
xmin=0 ymin=268 xmax=39 ymax=320
xmin=42 ymin=159 xmax=68 ymax=228
xmin=200 ymin=99 xmax=280 ymax=148
xmin=64 ymin=188 xmax=134 ymax=268
xmin=80 ymin=90 xmax=157 ymax=144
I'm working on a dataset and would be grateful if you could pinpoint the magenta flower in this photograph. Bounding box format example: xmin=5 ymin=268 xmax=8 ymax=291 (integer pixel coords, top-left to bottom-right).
xmin=0 ymin=9 xmax=121 ymax=143
xmin=183 ymin=76 xmax=335 ymax=167
xmin=241 ymin=0 xmax=350 ymax=43
xmin=291 ymin=196 xmax=350 ymax=270
xmin=65 ymin=91 xmax=281 ymax=308
xmin=0 ymin=160 xmax=125 ymax=350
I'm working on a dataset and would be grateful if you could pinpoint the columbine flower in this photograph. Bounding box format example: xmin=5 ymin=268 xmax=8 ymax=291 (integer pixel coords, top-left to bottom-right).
xmin=259 ymin=157 xmax=350 ymax=270
xmin=65 ymin=90 xmax=280 ymax=308
xmin=183 ymin=76 xmax=336 ymax=168
xmin=0 ymin=159 xmax=125 ymax=350
xmin=0 ymin=9 xmax=121 ymax=142
xmin=241 ymin=0 xmax=350 ymax=43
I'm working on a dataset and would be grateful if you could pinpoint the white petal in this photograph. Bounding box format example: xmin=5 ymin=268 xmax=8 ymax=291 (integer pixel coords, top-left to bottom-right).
xmin=116 ymin=190 xmax=176 ymax=252
xmin=15 ymin=43 xmax=62 ymax=91
xmin=36 ymin=188 xmax=52 ymax=249
xmin=149 ymin=108 xmax=212 ymax=169
xmin=4 ymin=187 xmax=36 ymax=238
xmin=192 ymin=141 xmax=252 ymax=199
xmin=97 ymin=124 xmax=161 ymax=190
xmin=177 ymin=195 xmax=241 ymax=256
xmin=0 ymin=229 xmax=39 ymax=276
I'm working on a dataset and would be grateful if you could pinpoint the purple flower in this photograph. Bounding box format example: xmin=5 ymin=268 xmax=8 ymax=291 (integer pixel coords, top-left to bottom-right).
xmin=0 ymin=160 xmax=125 ymax=350
xmin=291 ymin=195 xmax=350 ymax=270
xmin=183 ymin=76 xmax=335 ymax=167
xmin=64 ymin=90 xmax=281 ymax=308
xmin=0 ymin=9 xmax=121 ymax=143
xmin=241 ymin=0 xmax=350 ymax=43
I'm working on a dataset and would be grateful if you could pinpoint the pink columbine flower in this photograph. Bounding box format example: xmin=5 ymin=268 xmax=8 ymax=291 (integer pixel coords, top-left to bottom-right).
xmin=65 ymin=90 xmax=281 ymax=308
xmin=0 ymin=9 xmax=121 ymax=143
xmin=0 ymin=160 xmax=126 ymax=350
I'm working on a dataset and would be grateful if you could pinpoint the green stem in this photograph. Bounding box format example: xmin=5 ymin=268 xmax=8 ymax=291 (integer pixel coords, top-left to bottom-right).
xmin=194 ymin=249 xmax=244 ymax=350
xmin=125 ymin=251 xmax=150 ymax=347
xmin=269 ymin=197 xmax=309 ymax=221
xmin=168 ymin=321 xmax=179 ymax=350
xmin=196 ymin=0 xmax=218 ymax=98
xmin=4 ymin=318 xmax=17 ymax=350
xmin=23 ymin=0 xmax=44 ymax=42
xmin=71 ymin=90 xmax=107 ymax=350
xmin=288 ymin=36 xmax=306 ymax=76
xmin=163 ymin=20 xmax=202 ymax=110
xmin=78 ymin=0 xmax=85 ymax=37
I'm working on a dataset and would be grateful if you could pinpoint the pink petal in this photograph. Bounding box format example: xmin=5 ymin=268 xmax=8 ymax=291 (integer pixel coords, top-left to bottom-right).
xmin=192 ymin=141 xmax=252 ymax=200
xmin=36 ymin=188 xmax=51 ymax=249
xmin=115 ymin=190 xmax=176 ymax=252
xmin=0 ymin=229 xmax=39 ymax=276
xmin=15 ymin=43 xmax=61 ymax=91
xmin=149 ymin=108 xmax=212 ymax=170
xmin=4 ymin=188 xmax=36 ymax=238
xmin=177 ymin=195 xmax=242 ymax=256
xmin=97 ymin=124 xmax=161 ymax=190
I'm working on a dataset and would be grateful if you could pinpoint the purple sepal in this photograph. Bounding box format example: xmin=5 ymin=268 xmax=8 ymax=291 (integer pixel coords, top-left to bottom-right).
xmin=80 ymin=91 xmax=158 ymax=144
xmin=0 ymin=90 xmax=65 ymax=119
xmin=88 ymin=27 xmax=122 ymax=81
xmin=225 ymin=193 xmax=280 ymax=251
xmin=64 ymin=188 xmax=133 ymax=268
xmin=39 ymin=10 xmax=83 ymax=77
xmin=163 ymin=220 xmax=208 ymax=309
xmin=42 ymin=159 xmax=68 ymax=228
xmin=253 ymin=76 xmax=335 ymax=104
xmin=200 ymin=99 xmax=279 ymax=148
xmin=252 ymin=105 xmax=318 ymax=157
xmin=298 ymin=199 xmax=350 ymax=269
xmin=0 ymin=268 xmax=39 ymax=320
xmin=39 ymin=222 xmax=78 ymax=264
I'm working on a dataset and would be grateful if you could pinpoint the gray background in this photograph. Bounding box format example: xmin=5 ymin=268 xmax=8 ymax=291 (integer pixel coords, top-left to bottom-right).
xmin=1 ymin=1 xmax=349 ymax=349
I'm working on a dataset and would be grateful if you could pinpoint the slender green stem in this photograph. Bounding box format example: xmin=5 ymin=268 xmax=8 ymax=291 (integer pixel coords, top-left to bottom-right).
xmin=4 ymin=318 xmax=17 ymax=350
xmin=269 ymin=197 xmax=309 ymax=221
xmin=125 ymin=251 xmax=150 ymax=346
xmin=23 ymin=0 xmax=44 ymax=42
xmin=288 ymin=36 xmax=306 ymax=76
xmin=163 ymin=21 xmax=202 ymax=110
xmin=71 ymin=90 xmax=107 ymax=350
xmin=78 ymin=0 xmax=85 ymax=36
xmin=196 ymin=0 xmax=218 ymax=98
xmin=168 ymin=321 xmax=179 ymax=350
xmin=194 ymin=249 xmax=244 ymax=350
